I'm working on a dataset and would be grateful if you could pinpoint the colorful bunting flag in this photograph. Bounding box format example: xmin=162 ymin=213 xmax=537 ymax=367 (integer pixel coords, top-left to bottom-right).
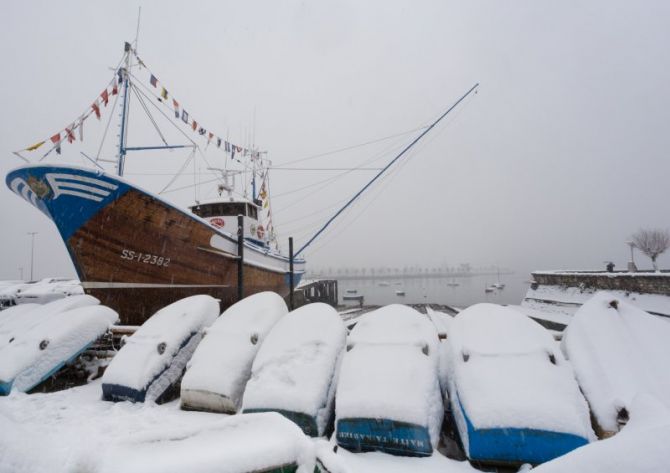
xmin=208 ymin=132 xmax=213 ymax=143
xmin=192 ymin=120 xmax=197 ymax=132
xmin=117 ymin=69 xmax=124 ymax=84
xmin=66 ymin=125 xmax=75 ymax=144
xmin=101 ymin=89 xmax=109 ymax=106
xmin=198 ymin=127 xmax=206 ymax=136
xmin=181 ymin=109 xmax=189 ymax=123
xmin=225 ymin=141 xmax=230 ymax=152
xmin=26 ymin=140 xmax=45 ymax=152
xmin=217 ymin=137 xmax=222 ymax=148
xmin=112 ymin=82 xmax=118 ymax=96
xmin=161 ymin=87 xmax=168 ymax=100
xmin=50 ymin=133 xmax=62 ymax=155
xmin=150 ymin=74 xmax=157 ymax=87
xmin=92 ymin=100 xmax=101 ymax=120
xmin=173 ymin=99 xmax=180 ymax=119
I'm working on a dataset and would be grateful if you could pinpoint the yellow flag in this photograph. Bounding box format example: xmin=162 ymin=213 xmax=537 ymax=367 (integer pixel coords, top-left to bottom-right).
xmin=26 ymin=140 xmax=45 ymax=151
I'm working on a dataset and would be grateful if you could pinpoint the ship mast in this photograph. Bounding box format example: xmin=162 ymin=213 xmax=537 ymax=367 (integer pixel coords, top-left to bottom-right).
xmin=117 ymin=42 xmax=132 ymax=177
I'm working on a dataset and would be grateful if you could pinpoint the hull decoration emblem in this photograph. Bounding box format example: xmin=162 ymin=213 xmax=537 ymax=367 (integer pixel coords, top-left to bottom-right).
xmin=44 ymin=173 xmax=118 ymax=202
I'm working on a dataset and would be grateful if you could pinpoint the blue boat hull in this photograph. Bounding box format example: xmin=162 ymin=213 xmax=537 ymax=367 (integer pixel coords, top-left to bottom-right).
xmin=456 ymin=395 xmax=589 ymax=465
xmin=336 ymin=418 xmax=433 ymax=457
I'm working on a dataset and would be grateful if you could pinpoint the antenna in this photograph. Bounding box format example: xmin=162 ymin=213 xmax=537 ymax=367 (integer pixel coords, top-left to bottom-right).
xmin=134 ymin=7 xmax=142 ymax=53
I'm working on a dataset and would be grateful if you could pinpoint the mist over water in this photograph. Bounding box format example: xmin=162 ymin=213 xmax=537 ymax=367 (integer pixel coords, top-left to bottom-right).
xmin=337 ymin=272 xmax=531 ymax=308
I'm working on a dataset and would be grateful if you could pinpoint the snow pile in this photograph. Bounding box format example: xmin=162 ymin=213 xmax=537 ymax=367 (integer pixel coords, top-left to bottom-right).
xmin=532 ymin=394 xmax=670 ymax=472
xmin=0 ymin=295 xmax=99 ymax=351
xmin=561 ymin=292 xmax=670 ymax=434
xmin=102 ymin=295 xmax=219 ymax=403
xmin=446 ymin=304 xmax=593 ymax=452
xmin=181 ymin=291 xmax=287 ymax=413
xmin=242 ymin=302 xmax=346 ymax=436
xmin=315 ymin=439 xmax=479 ymax=473
xmin=0 ymin=305 xmax=118 ymax=394
xmin=97 ymin=412 xmax=315 ymax=473
xmin=336 ymin=305 xmax=444 ymax=449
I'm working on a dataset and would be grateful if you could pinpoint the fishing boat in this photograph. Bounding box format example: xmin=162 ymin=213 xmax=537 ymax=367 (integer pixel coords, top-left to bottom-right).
xmin=5 ymin=42 xmax=305 ymax=324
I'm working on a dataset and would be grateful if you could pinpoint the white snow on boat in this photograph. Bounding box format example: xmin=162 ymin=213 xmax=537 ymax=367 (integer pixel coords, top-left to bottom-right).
xmin=0 ymin=303 xmax=41 ymax=327
xmin=180 ymin=291 xmax=287 ymax=413
xmin=445 ymin=303 xmax=593 ymax=465
xmin=336 ymin=304 xmax=443 ymax=456
xmin=101 ymin=295 xmax=218 ymax=403
xmin=242 ymin=302 xmax=346 ymax=436
xmin=561 ymin=292 xmax=670 ymax=436
xmin=0 ymin=304 xmax=118 ymax=395
xmin=0 ymin=295 xmax=100 ymax=352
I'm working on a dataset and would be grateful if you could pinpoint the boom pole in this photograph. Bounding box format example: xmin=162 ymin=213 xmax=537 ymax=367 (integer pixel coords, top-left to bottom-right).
xmin=294 ymin=83 xmax=479 ymax=257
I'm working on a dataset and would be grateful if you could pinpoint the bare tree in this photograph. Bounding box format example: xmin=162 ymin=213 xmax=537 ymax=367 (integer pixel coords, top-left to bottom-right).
xmin=631 ymin=228 xmax=670 ymax=272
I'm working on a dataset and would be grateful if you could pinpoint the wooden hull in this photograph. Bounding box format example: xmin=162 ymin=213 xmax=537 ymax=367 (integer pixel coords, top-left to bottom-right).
xmin=7 ymin=165 xmax=304 ymax=325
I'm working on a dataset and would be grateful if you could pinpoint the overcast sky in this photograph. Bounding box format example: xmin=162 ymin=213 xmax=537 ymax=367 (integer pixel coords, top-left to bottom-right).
xmin=1 ymin=0 xmax=669 ymax=281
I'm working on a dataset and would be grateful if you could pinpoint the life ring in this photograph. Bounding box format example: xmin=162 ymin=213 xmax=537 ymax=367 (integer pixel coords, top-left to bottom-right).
xmin=257 ymin=225 xmax=265 ymax=239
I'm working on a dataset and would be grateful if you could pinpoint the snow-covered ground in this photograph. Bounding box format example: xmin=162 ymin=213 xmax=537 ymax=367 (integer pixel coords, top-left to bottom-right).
xmin=2 ymin=295 xmax=670 ymax=472
xmin=522 ymin=284 xmax=670 ymax=319
xmin=0 ymin=380 xmax=480 ymax=473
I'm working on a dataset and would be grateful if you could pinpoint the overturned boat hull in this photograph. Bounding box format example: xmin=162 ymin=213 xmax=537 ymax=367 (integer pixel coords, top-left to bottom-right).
xmin=336 ymin=418 xmax=433 ymax=457
xmin=6 ymin=165 xmax=304 ymax=324
xmin=454 ymin=394 xmax=589 ymax=466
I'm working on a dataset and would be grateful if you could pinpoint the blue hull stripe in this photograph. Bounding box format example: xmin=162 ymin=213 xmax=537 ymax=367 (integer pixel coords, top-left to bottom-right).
xmin=455 ymin=392 xmax=588 ymax=465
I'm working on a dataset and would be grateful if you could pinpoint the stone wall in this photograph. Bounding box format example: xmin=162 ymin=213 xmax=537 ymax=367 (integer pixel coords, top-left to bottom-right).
xmin=531 ymin=271 xmax=670 ymax=296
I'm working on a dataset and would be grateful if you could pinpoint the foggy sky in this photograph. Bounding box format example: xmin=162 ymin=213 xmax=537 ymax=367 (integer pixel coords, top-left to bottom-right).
xmin=1 ymin=0 xmax=669 ymax=282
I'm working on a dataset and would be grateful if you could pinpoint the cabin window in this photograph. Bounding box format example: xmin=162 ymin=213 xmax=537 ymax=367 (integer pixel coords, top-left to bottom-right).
xmin=193 ymin=202 xmax=248 ymax=218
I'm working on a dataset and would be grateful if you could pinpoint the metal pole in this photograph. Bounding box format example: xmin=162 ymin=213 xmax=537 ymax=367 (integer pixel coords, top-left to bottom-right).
xmin=237 ymin=215 xmax=244 ymax=301
xmin=295 ymin=82 xmax=479 ymax=257
xmin=118 ymin=42 xmax=132 ymax=176
xmin=27 ymin=232 xmax=37 ymax=281
xmin=289 ymin=237 xmax=295 ymax=310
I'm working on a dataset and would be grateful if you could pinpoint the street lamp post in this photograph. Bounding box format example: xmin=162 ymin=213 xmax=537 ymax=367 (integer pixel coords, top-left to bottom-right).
xmin=27 ymin=232 xmax=37 ymax=281
xmin=626 ymin=240 xmax=637 ymax=273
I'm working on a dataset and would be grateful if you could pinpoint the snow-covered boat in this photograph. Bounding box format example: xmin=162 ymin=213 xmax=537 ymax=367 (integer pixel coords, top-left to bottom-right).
xmin=101 ymin=295 xmax=218 ymax=403
xmin=561 ymin=292 xmax=670 ymax=437
xmin=6 ymin=42 xmax=305 ymax=325
xmin=0 ymin=295 xmax=99 ymax=352
xmin=242 ymin=302 xmax=346 ymax=436
xmin=336 ymin=304 xmax=443 ymax=457
xmin=180 ymin=291 xmax=287 ymax=413
xmin=14 ymin=278 xmax=83 ymax=305
xmin=0 ymin=304 xmax=117 ymax=395
xmin=446 ymin=303 xmax=593 ymax=466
